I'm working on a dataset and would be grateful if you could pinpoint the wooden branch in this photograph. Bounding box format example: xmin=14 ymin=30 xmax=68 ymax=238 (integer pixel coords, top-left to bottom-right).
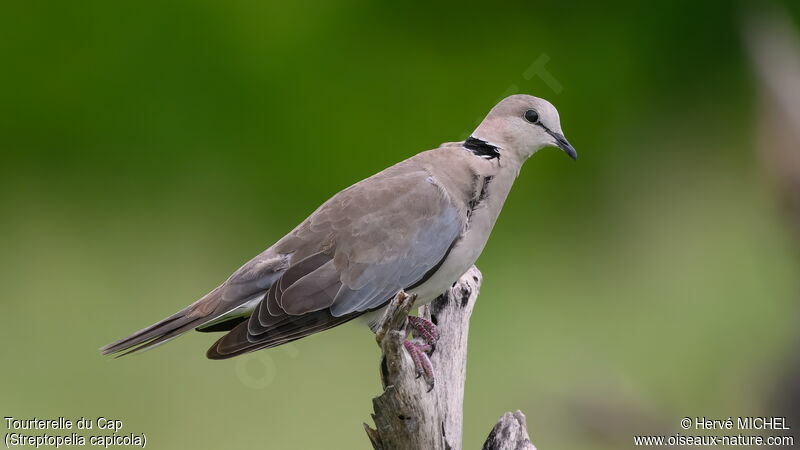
xmin=481 ymin=411 xmax=537 ymax=450
xmin=364 ymin=266 xmax=538 ymax=449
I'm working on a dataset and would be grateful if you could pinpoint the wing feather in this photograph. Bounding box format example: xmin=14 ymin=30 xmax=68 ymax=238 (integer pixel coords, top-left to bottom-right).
xmin=208 ymin=160 xmax=465 ymax=358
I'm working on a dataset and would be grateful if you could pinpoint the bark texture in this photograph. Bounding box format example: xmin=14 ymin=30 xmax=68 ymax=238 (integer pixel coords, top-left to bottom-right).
xmin=364 ymin=266 xmax=537 ymax=449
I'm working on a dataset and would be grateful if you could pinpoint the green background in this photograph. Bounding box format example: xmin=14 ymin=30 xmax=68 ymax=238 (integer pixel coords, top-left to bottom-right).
xmin=2 ymin=1 xmax=799 ymax=448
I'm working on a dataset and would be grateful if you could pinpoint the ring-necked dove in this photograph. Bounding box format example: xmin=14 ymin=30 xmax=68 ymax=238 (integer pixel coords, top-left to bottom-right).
xmin=101 ymin=94 xmax=576 ymax=384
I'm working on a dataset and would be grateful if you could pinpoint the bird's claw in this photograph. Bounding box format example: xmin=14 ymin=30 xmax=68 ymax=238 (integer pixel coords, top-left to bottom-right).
xmin=403 ymin=339 xmax=435 ymax=391
xmin=407 ymin=316 xmax=439 ymax=348
xmin=402 ymin=315 xmax=439 ymax=391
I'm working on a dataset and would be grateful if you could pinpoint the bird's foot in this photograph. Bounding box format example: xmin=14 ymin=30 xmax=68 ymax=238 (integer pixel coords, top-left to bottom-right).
xmin=403 ymin=339 xmax=435 ymax=391
xmin=405 ymin=316 xmax=439 ymax=390
xmin=407 ymin=315 xmax=439 ymax=349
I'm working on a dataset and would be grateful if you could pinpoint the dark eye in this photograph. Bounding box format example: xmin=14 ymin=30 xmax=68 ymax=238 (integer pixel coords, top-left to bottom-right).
xmin=524 ymin=109 xmax=540 ymax=123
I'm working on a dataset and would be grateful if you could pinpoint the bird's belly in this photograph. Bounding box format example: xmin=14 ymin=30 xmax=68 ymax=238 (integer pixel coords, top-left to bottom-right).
xmin=360 ymin=205 xmax=498 ymax=330
xmin=360 ymin=225 xmax=490 ymax=330
xmin=410 ymin=217 xmax=492 ymax=306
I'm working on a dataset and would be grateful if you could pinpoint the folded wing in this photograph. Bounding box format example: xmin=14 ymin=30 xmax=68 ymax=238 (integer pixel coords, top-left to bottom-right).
xmin=207 ymin=165 xmax=464 ymax=359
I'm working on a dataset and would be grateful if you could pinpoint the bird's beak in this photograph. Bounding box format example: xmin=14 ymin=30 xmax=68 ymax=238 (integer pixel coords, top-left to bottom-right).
xmin=553 ymin=133 xmax=577 ymax=160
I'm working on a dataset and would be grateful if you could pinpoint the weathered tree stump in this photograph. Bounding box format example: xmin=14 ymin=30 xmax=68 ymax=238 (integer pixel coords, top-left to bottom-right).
xmin=364 ymin=266 xmax=537 ymax=449
xmin=482 ymin=411 xmax=537 ymax=450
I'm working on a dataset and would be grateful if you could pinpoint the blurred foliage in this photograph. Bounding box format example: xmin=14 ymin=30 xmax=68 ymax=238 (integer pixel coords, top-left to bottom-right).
xmin=2 ymin=1 xmax=800 ymax=449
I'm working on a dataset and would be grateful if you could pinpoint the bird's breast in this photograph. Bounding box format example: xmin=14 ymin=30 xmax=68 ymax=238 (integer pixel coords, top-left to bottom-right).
xmin=408 ymin=208 xmax=495 ymax=307
xmin=409 ymin=168 xmax=516 ymax=304
xmin=361 ymin=223 xmax=491 ymax=332
xmin=361 ymin=166 xmax=517 ymax=331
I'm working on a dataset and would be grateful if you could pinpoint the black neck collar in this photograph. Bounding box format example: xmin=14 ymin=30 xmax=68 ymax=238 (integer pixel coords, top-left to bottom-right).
xmin=463 ymin=136 xmax=500 ymax=160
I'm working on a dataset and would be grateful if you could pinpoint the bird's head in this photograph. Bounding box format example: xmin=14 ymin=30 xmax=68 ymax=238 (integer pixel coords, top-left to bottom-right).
xmin=471 ymin=94 xmax=576 ymax=162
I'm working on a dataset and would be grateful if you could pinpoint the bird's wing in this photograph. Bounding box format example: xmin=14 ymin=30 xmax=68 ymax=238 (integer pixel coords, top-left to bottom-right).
xmin=207 ymin=162 xmax=465 ymax=359
xmin=278 ymin=163 xmax=464 ymax=316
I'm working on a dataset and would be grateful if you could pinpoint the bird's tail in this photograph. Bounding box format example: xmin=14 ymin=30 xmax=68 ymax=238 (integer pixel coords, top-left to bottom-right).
xmin=100 ymin=288 xmax=223 ymax=357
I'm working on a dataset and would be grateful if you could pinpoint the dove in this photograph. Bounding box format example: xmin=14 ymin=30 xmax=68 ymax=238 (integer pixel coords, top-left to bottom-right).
xmin=101 ymin=94 xmax=576 ymax=384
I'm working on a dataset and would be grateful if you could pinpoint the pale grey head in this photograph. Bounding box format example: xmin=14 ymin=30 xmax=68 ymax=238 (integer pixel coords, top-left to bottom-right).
xmin=471 ymin=94 xmax=577 ymax=162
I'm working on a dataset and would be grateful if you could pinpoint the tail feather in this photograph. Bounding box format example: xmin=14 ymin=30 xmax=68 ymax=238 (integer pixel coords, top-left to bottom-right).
xmin=100 ymin=288 xmax=224 ymax=357
xmin=100 ymin=309 xmax=207 ymax=356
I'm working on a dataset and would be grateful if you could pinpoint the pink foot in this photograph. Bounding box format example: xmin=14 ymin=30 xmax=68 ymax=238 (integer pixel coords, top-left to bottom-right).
xmin=403 ymin=339 xmax=435 ymax=391
xmin=407 ymin=316 xmax=439 ymax=347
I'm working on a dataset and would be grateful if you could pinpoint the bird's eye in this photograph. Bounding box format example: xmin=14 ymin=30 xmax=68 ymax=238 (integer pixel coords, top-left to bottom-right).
xmin=524 ymin=109 xmax=540 ymax=123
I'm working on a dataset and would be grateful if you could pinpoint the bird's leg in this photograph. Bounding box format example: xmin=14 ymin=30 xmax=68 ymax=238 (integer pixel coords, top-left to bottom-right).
xmin=402 ymin=315 xmax=439 ymax=391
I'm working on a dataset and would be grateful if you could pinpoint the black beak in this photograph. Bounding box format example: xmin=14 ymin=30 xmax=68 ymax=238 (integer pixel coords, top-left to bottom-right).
xmin=553 ymin=133 xmax=577 ymax=160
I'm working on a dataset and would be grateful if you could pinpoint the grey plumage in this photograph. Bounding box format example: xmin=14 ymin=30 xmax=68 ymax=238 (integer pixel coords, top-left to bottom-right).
xmin=100 ymin=94 xmax=576 ymax=359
